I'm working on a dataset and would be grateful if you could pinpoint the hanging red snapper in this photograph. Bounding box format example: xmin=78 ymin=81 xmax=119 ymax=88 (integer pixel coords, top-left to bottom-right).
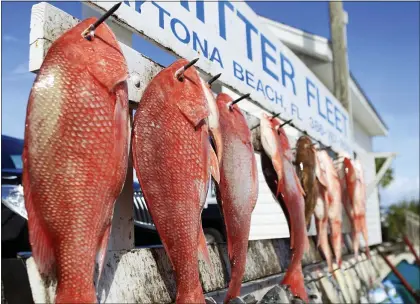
xmin=343 ymin=157 xmax=370 ymax=259
xmin=260 ymin=113 xmax=308 ymax=303
xmin=314 ymin=152 xmax=334 ymax=273
xmin=317 ymin=150 xmax=343 ymax=267
xmin=214 ymin=93 xmax=258 ymax=303
xmin=132 ymin=59 xmax=219 ymax=303
xmin=22 ymin=18 xmax=129 ymax=303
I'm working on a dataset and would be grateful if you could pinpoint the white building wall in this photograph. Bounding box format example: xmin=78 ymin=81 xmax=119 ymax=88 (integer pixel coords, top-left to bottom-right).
xmin=353 ymin=120 xmax=373 ymax=152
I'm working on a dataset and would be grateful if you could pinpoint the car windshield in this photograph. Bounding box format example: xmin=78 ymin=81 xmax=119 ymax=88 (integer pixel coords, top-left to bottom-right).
xmin=2 ymin=135 xmax=24 ymax=170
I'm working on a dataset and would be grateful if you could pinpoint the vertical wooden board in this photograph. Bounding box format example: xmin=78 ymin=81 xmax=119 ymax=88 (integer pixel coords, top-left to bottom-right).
xmin=341 ymin=261 xmax=359 ymax=303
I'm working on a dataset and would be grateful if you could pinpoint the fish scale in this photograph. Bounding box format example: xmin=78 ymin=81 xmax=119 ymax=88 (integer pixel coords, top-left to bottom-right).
xmin=260 ymin=114 xmax=308 ymax=303
xmin=132 ymin=59 xmax=219 ymax=303
xmin=317 ymin=151 xmax=343 ymax=268
xmin=23 ymin=17 xmax=129 ymax=303
xmin=214 ymin=93 xmax=258 ymax=304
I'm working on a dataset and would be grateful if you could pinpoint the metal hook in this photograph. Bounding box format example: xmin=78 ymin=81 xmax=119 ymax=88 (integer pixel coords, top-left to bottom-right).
xmin=228 ymin=93 xmax=250 ymax=110
xmin=82 ymin=2 xmax=122 ymax=40
xmin=175 ymin=58 xmax=199 ymax=80
xmin=207 ymin=73 xmax=222 ymax=86
xmin=279 ymin=119 xmax=293 ymax=128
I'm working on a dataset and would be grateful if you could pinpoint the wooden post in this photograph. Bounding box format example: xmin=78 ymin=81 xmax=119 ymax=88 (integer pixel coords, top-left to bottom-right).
xmin=329 ymin=2 xmax=353 ymax=140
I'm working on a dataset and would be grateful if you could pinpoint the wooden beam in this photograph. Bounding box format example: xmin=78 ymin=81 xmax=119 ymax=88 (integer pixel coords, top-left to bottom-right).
xmin=329 ymin=2 xmax=353 ymax=141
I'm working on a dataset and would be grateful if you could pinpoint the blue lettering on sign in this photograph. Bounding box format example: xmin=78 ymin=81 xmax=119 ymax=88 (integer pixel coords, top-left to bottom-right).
xmin=124 ymin=1 xmax=145 ymax=13
xmin=306 ymin=78 xmax=317 ymax=107
xmin=326 ymin=97 xmax=335 ymax=127
xmin=274 ymin=91 xmax=283 ymax=106
xmin=334 ymin=105 xmax=343 ymax=133
xmin=233 ymin=60 xmax=244 ymax=81
xmin=180 ymin=0 xmax=189 ymax=11
xmin=210 ymin=47 xmax=224 ymax=68
xmin=307 ymin=78 xmax=349 ymax=135
xmin=280 ymin=53 xmax=296 ymax=95
xmin=265 ymin=85 xmax=274 ymax=101
xmin=152 ymin=2 xmax=170 ymax=29
xmin=218 ymin=1 xmax=234 ymax=40
xmin=180 ymin=1 xmax=205 ymax=23
xmin=245 ymin=70 xmax=255 ymax=89
xmin=193 ymin=32 xmax=208 ymax=58
xmin=170 ymin=18 xmax=190 ymax=44
xmin=237 ymin=11 xmax=259 ymax=61
xmin=291 ymin=103 xmax=302 ymax=121
xmin=196 ymin=1 xmax=205 ymax=23
xmin=261 ymin=34 xmax=278 ymax=81
xmin=256 ymin=80 xmax=265 ymax=98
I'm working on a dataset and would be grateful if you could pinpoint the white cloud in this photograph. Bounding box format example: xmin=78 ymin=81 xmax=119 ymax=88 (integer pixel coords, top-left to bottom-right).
xmin=3 ymin=35 xmax=19 ymax=42
xmin=12 ymin=62 xmax=28 ymax=75
xmin=380 ymin=175 xmax=419 ymax=206
xmin=3 ymin=62 xmax=34 ymax=82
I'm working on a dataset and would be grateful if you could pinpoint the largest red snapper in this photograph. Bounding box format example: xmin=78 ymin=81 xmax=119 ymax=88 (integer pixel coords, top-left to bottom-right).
xmin=260 ymin=113 xmax=309 ymax=302
xmin=214 ymin=93 xmax=258 ymax=303
xmin=132 ymin=59 xmax=219 ymax=303
xmin=22 ymin=18 xmax=129 ymax=303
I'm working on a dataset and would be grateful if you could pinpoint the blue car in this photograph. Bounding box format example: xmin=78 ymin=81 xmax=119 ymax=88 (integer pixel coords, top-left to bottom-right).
xmin=1 ymin=135 xmax=225 ymax=256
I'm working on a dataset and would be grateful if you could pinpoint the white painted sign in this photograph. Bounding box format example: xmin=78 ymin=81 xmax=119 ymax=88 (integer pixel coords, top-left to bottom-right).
xmin=87 ymin=0 xmax=353 ymax=155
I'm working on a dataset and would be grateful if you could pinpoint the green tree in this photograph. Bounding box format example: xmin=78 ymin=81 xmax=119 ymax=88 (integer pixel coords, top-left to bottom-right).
xmin=375 ymin=157 xmax=394 ymax=188
xmin=385 ymin=199 xmax=420 ymax=240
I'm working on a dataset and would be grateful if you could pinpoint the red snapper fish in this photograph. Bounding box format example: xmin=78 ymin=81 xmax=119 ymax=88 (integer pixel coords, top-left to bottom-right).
xmin=214 ymin=93 xmax=258 ymax=303
xmin=260 ymin=113 xmax=308 ymax=302
xmin=132 ymin=59 xmax=220 ymax=303
xmin=313 ymin=153 xmax=334 ymax=273
xmin=343 ymin=157 xmax=371 ymax=259
xmin=317 ymin=150 xmax=343 ymax=267
xmin=23 ymin=18 xmax=129 ymax=303
xmin=335 ymin=152 xmax=355 ymax=253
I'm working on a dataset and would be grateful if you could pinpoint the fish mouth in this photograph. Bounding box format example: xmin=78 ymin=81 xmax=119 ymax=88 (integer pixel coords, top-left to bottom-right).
xmin=210 ymin=126 xmax=223 ymax=164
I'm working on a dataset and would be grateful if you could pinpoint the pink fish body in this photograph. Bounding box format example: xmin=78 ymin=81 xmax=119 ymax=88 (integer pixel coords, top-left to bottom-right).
xmin=132 ymin=59 xmax=219 ymax=303
xmin=215 ymin=93 xmax=258 ymax=303
xmin=23 ymin=18 xmax=129 ymax=303
xmin=343 ymin=157 xmax=370 ymax=258
xmin=314 ymin=153 xmax=334 ymax=273
xmin=260 ymin=114 xmax=308 ymax=302
xmin=317 ymin=150 xmax=343 ymax=267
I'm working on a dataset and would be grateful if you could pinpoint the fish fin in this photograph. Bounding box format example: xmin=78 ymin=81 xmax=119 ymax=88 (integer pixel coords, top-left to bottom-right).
xmin=96 ymin=223 xmax=112 ymax=285
xmin=272 ymin=152 xmax=284 ymax=196
xmin=281 ymin=265 xmax=308 ymax=302
xmin=198 ymin=226 xmax=213 ymax=271
xmin=177 ymin=98 xmax=210 ymax=128
xmin=209 ymin=146 xmax=220 ymax=184
xmin=22 ymin=152 xmax=55 ymax=275
xmin=86 ymin=27 xmax=129 ymax=93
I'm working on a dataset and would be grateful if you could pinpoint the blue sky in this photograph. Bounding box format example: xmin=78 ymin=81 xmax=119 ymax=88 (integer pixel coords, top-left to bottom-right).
xmin=1 ymin=1 xmax=419 ymax=206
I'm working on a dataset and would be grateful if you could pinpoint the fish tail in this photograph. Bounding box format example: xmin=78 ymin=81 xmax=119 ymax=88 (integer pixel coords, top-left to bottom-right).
xmin=224 ymin=238 xmax=249 ymax=304
xmin=55 ymin=287 xmax=97 ymax=304
xmin=176 ymin=284 xmax=205 ymax=304
xmin=281 ymin=265 xmax=308 ymax=303
xmin=317 ymin=218 xmax=333 ymax=273
xmin=360 ymin=215 xmax=371 ymax=259
xmin=331 ymin=220 xmax=342 ymax=267
xmin=198 ymin=226 xmax=212 ymax=270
